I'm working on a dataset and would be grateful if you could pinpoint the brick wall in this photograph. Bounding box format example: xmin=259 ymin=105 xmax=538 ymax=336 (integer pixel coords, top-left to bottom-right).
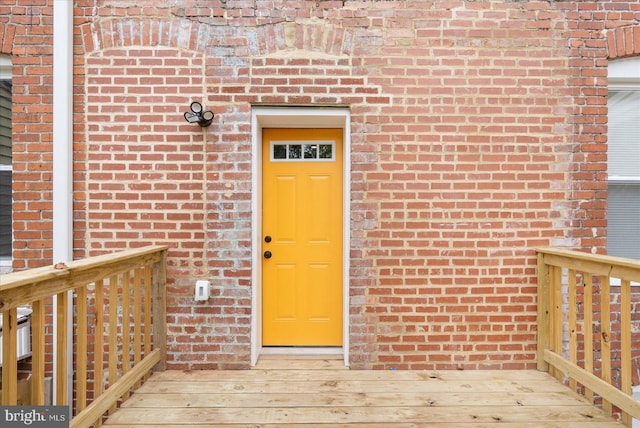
xmin=84 ymin=46 xmax=212 ymax=367
xmin=1 ymin=2 xmax=54 ymax=269
xmin=3 ymin=0 xmax=639 ymax=370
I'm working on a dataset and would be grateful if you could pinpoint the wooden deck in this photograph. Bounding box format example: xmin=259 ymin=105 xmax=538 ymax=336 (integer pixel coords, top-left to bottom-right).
xmin=103 ymin=355 xmax=624 ymax=427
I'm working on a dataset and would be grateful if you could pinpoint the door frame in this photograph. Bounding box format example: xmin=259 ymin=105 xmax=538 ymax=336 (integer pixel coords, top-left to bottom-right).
xmin=251 ymin=107 xmax=351 ymax=366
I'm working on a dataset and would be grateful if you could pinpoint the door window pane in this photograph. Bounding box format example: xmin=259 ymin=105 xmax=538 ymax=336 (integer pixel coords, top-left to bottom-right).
xmin=270 ymin=141 xmax=335 ymax=162
xmin=319 ymin=144 xmax=332 ymax=159
xmin=273 ymin=144 xmax=286 ymax=159
xmin=288 ymin=144 xmax=302 ymax=159
xmin=304 ymin=144 xmax=317 ymax=159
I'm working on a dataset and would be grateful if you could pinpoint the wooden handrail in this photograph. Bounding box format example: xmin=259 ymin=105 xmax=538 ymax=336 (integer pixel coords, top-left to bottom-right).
xmin=537 ymin=247 xmax=640 ymax=427
xmin=0 ymin=245 xmax=168 ymax=427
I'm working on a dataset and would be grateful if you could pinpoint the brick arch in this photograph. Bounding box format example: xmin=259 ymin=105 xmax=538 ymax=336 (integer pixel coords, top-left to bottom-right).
xmin=607 ymin=25 xmax=640 ymax=60
xmin=81 ymin=17 xmax=354 ymax=59
xmin=80 ymin=18 xmax=212 ymax=53
xmin=249 ymin=21 xmax=353 ymax=57
xmin=0 ymin=23 xmax=16 ymax=54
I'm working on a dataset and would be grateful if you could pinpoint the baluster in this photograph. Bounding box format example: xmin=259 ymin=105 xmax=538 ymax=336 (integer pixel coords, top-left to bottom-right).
xmin=601 ymin=275 xmax=612 ymax=416
xmin=94 ymin=279 xmax=104 ymax=427
xmin=584 ymin=273 xmax=594 ymax=403
xmin=144 ymin=265 xmax=152 ymax=355
xmin=1 ymin=308 xmax=18 ymax=405
xmin=31 ymin=299 xmax=45 ymax=405
xmin=56 ymin=292 xmax=68 ymax=406
xmin=568 ymin=269 xmax=577 ymax=392
xmin=621 ymin=278 xmax=632 ymax=427
xmin=77 ymin=285 xmax=88 ymax=413
xmin=108 ymin=275 xmax=118 ymax=415
xmin=133 ymin=268 xmax=142 ymax=389
xmin=550 ymin=265 xmax=563 ymax=382
xmin=122 ymin=270 xmax=131 ymax=401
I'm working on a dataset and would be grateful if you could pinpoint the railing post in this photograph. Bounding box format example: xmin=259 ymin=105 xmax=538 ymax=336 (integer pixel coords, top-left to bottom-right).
xmin=152 ymin=248 xmax=167 ymax=371
xmin=537 ymin=251 xmax=550 ymax=372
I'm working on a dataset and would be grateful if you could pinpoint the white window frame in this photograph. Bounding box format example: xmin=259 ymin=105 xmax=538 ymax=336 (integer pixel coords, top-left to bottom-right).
xmin=608 ymin=58 xmax=640 ymax=286
xmin=0 ymin=55 xmax=11 ymax=272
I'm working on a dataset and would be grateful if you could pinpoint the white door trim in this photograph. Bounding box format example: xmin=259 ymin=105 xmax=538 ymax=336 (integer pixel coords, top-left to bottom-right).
xmin=250 ymin=107 xmax=351 ymax=367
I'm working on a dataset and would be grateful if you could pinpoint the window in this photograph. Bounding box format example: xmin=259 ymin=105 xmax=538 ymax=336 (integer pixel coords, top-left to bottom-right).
xmin=0 ymin=56 xmax=11 ymax=264
xmin=607 ymin=58 xmax=640 ymax=260
xmin=270 ymin=140 xmax=335 ymax=162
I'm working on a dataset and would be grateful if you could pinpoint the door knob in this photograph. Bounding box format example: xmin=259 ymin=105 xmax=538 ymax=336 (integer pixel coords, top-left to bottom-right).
xmin=264 ymin=235 xmax=272 ymax=243
xmin=264 ymin=251 xmax=272 ymax=259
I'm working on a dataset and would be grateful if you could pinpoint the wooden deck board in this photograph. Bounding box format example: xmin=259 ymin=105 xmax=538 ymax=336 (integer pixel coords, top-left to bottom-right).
xmin=103 ymin=424 xmax=623 ymax=428
xmin=120 ymin=391 xmax=591 ymax=408
xmin=150 ymin=368 xmax=555 ymax=382
xmin=103 ymin=356 xmax=623 ymax=427
xmin=104 ymin=405 xmax=614 ymax=425
xmin=132 ymin=378 xmax=573 ymax=394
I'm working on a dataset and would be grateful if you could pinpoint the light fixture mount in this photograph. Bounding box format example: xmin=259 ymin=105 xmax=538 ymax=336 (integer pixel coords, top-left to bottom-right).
xmin=184 ymin=101 xmax=213 ymax=127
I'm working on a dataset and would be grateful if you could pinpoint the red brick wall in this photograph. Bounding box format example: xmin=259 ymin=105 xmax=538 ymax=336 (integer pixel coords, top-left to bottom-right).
xmin=84 ymin=46 xmax=211 ymax=366
xmin=3 ymin=1 xmax=639 ymax=370
xmin=1 ymin=2 xmax=54 ymax=269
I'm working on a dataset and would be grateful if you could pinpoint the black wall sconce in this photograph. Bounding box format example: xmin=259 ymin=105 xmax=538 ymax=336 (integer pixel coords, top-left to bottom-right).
xmin=184 ymin=101 xmax=214 ymax=127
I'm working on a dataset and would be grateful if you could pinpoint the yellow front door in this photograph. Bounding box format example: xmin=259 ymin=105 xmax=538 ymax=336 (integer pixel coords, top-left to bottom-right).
xmin=262 ymin=128 xmax=343 ymax=346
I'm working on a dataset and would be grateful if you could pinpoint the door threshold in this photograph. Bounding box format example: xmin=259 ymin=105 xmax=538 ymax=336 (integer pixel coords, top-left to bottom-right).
xmin=260 ymin=347 xmax=343 ymax=357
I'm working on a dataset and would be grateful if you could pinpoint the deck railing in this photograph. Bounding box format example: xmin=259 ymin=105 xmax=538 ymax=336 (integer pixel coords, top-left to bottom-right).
xmin=537 ymin=247 xmax=640 ymax=427
xmin=0 ymin=245 xmax=167 ymax=428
